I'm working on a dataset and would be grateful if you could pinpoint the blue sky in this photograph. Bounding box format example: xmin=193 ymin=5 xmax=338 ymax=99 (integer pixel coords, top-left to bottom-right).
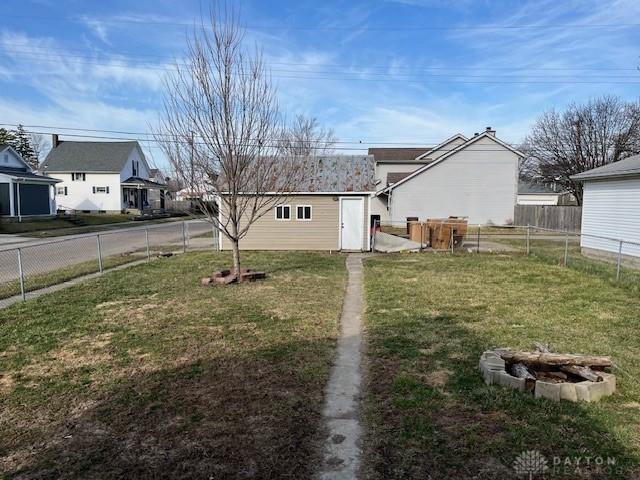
xmin=1 ymin=0 xmax=639 ymax=169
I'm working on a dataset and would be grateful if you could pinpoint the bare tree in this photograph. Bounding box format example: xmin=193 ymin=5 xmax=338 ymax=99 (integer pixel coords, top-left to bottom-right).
xmin=522 ymin=95 xmax=640 ymax=204
xmin=28 ymin=132 xmax=48 ymax=166
xmin=279 ymin=114 xmax=337 ymax=156
xmin=156 ymin=5 xmax=302 ymax=280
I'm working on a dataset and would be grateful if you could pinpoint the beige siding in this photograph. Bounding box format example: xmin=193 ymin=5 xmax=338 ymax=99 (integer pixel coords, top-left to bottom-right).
xmin=221 ymin=194 xmax=369 ymax=251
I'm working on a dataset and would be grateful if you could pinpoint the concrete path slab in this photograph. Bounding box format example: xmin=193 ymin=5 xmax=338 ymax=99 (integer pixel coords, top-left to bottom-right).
xmin=318 ymin=254 xmax=365 ymax=480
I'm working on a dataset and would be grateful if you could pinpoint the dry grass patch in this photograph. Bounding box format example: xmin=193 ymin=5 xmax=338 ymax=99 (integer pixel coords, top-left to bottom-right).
xmin=0 ymin=251 xmax=347 ymax=479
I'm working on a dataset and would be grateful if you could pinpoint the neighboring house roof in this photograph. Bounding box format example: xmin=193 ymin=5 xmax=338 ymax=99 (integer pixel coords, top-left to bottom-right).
xmin=518 ymin=181 xmax=565 ymax=195
xmin=0 ymin=167 xmax=60 ymax=183
xmin=415 ymin=133 xmax=468 ymax=160
xmin=41 ymin=141 xmax=139 ymax=172
xmin=386 ymin=172 xmax=412 ymax=185
xmin=368 ymin=147 xmax=431 ymax=161
xmin=571 ymin=155 xmax=640 ymax=181
xmin=377 ymin=131 xmax=525 ymax=195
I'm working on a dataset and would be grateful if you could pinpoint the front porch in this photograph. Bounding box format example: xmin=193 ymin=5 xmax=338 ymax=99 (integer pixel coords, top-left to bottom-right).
xmin=121 ymin=177 xmax=167 ymax=215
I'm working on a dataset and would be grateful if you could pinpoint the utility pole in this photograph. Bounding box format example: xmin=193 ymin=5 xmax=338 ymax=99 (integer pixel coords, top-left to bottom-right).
xmin=190 ymin=130 xmax=195 ymax=213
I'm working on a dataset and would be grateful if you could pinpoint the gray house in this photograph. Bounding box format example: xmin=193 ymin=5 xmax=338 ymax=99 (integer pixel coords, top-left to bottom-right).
xmin=0 ymin=144 xmax=60 ymax=219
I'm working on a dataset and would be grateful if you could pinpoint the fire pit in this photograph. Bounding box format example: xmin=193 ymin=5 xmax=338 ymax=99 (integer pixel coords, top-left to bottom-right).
xmin=201 ymin=268 xmax=266 ymax=286
xmin=479 ymin=344 xmax=616 ymax=403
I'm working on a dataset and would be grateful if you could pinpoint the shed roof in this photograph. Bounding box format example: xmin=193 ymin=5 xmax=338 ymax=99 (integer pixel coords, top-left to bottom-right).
xmin=571 ymin=155 xmax=640 ymax=181
xmin=294 ymin=155 xmax=375 ymax=192
xmin=42 ymin=141 xmax=139 ymax=172
xmin=0 ymin=167 xmax=60 ymax=183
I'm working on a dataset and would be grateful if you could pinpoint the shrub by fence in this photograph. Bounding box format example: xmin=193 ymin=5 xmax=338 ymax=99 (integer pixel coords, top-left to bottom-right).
xmin=514 ymin=205 xmax=582 ymax=231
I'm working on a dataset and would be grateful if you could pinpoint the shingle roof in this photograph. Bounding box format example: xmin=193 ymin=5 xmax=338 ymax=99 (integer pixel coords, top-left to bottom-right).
xmin=0 ymin=167 xmax=60 ymax=182
xmin=41 ymin=141 xmax=139 ymax=172
xmin=296 ymin=155 xmax=375 ymax=192
xmin=368 ymin=147 xmax=431 ymax=161
xmin=571 ymin=155 xmax=640 ymax=181
xmin=386 ymin=172 xmax=412 ymax=185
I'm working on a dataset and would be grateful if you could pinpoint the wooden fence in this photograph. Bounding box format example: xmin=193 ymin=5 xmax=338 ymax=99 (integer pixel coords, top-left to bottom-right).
xmin=514 ymin=205 xmax=582 ymax=231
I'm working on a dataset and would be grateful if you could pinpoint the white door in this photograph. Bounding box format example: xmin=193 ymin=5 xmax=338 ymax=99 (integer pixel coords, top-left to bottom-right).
xmin=340 ymin=197 xmax=364 ymax=250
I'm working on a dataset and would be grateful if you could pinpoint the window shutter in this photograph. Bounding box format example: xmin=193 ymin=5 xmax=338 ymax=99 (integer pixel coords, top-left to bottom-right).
xmin=92 ymin=186 xmax=96 ymax=194
xmin=64 ymin=187 xmax=67 ymax=195
xmin=106 ymin=186 xmax=110 ymax=194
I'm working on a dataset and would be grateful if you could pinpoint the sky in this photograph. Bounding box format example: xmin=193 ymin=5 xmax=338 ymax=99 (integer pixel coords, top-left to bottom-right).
xmin=1 ymin=0 xmax=639 ymax=170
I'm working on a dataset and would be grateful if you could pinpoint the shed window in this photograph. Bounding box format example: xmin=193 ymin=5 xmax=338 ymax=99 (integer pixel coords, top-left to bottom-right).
xmin=72 ymin=173 xmax=86 ymax=181
xmin=275 ymin=205 xmax=290 ymax=220
xmin=296 ymin=205 xmax=312 ymax=221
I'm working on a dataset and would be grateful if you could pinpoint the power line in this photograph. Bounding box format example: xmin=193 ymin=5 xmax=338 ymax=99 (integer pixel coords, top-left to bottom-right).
xmin=4 ymin=13 xmax=640 ymax=31
xmin=1 ymin=122 xmax=530 ymax=150
xmin=6 ymin=49 xmax=640 ymax=80
xmin=4 ymin=42 xmax=639 ymax=73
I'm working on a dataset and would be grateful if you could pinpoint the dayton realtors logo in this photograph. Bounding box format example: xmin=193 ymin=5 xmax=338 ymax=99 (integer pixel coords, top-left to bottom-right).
xmin=513 ymin=450 xmax=549 ymax=479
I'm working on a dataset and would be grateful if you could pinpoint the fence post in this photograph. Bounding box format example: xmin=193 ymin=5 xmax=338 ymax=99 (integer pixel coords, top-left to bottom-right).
xmin=616 ymin=240 xmax=623 ymax=281
xmin=145 ymin=228 xmax=150 ymax=262
xmin=526 ymin=225 xmax=530 ymax=255
xmin=17 ymin=248 xmax=25 ymax=301
xmin=563 ymin=232 xmax=569 ymax=267
xmin=96 ymin=234 xmax=103 ymax=273
xmin=476 ymin=226 xmax=480 ymax=253
xmin=182 ymin=221 xmax=187 ymax=253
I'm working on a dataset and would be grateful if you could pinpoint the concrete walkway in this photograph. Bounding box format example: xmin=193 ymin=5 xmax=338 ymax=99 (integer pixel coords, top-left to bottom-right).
xmin=318 ymin=254 xmax=365 ymax=480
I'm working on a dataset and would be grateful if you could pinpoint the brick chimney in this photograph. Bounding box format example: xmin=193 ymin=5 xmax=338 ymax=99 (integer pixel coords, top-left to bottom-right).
xmin=485 ymin=126 xmax=496 ymax=137
xmin=52 ymin=134 xmax=60 ymax=148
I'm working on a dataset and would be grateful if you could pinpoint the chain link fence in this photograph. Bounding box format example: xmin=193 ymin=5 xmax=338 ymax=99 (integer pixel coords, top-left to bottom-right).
xmin=0 ymin=220 xmax=220 ymax=302
xmin=373 ymin=220 xmax=640 ymax=290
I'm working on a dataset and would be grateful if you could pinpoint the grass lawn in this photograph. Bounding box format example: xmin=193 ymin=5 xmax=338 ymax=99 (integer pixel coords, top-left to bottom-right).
xmin=0 ymin=251 xmax=346 ymax=479
xmin=363 ymin=253 xmax=640 ymax=479
xmin=0 ymin=215 xmax=196 ymax=238
xmin=0 ymin=254 xmax=144 ymax=300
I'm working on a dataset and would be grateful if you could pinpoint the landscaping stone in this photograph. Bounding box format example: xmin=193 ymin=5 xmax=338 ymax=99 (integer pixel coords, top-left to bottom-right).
xmin=479 ymin=349 xmax=616 ymax=403
xmin=535 ymin=381 xmax=562 ymax=401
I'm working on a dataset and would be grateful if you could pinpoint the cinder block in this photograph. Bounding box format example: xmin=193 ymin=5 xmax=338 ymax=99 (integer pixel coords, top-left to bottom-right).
xmin=497 ymin=371 xmax=525 ymax=391
xmin=535 ymin=381 xmax=561 ymax=401
xmin=560 ymin=383 xmax=578 ymax=402
xmin=600 ymin=373 xmax=617 ymax=395
xmin=479 ymin=351 xmax=505 ymax=371
xmin=576 ymin=381 xmax=611 ymax=403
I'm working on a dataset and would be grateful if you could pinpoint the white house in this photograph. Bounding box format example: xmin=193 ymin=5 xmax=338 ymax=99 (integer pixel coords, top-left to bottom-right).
xmin=0 ymin=144 xmax=59 ymax=219
xmin=370 ymin=128 xmax=523 ymax=225
xmin=517 ymin=181 xmax=576 ymax=205
xmin=41 ymin=135 xmax=167 ymax=214
xmin=572 ymin=154 xmax=640 ymax=259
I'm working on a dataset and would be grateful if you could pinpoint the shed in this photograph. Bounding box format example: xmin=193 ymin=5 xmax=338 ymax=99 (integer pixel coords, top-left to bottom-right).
xmin=571 ymin=155 xmax=640 ymax=258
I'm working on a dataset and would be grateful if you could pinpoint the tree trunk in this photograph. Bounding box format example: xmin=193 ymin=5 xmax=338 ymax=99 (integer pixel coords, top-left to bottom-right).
xmin=231 ymin=238 xmax=242 ymax=283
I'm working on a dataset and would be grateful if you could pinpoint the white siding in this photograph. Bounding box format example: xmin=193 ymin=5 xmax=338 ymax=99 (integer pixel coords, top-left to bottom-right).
xmin=1 ymin=148 xmax=28 ymax=169
xmin=389 ymin=136 xmax=518 ymax=225
xmin=580 ymin=178 xmax=640 ymax=257
xmin=424 ymin=136 xmax=467 ymax=160
xmin=119 ymin=148 xmax=150 ymax=181
xmin=517 ymin=193 xmax=559 ymax=205
xmin=52 ymin=172 xmax=123 ymax=211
